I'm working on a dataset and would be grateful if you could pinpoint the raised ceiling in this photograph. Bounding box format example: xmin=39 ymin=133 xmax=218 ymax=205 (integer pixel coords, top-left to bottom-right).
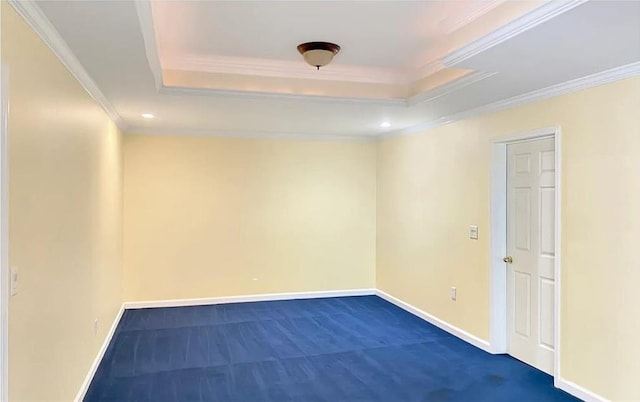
xmin=16 ymin=0 xmax=640 ymax=138
xmin=151 ymin=1 xmax=511 ymax=92
xmin=149 ymin=1 xmax=543 ymax=100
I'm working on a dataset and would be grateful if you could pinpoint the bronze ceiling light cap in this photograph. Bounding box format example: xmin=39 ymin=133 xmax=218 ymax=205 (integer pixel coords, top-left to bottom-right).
xmin=297 ymin=42 xmax=341 ymax=70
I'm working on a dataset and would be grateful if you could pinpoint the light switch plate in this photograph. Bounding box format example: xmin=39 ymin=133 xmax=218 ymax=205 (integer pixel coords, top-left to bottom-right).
xmin=469 ymin=225 xmax=479 ymax=240
xmin=10 ymin=266 xmax=18 ymax=296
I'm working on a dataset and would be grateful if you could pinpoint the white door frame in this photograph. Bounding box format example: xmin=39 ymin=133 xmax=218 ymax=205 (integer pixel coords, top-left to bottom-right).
xmin=489 ymin=126 xmax=562 ymax=384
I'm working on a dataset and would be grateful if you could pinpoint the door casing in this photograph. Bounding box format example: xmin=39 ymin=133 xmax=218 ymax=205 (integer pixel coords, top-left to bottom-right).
xmin=489 ymin=126 xmax=561 ymax=384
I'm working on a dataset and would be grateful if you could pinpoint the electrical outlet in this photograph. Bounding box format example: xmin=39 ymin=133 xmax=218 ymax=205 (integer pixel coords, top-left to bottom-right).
xmin=469 ymin=225 xmax=478 ymax=240
xmin=10 ymin=266 xmax=18 ymax=296
xmin=93 ymin=319 xmax=99 ymax=336
xmin=450 ymin=286 xmax=457 ymax=301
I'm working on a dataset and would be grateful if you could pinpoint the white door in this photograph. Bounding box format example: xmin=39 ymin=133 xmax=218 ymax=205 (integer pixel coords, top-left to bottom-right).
xmin=506 ymin=137 xmax=555 ymax=374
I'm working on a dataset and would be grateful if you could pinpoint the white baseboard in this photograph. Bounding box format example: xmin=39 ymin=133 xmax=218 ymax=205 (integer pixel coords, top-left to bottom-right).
xmin=375 ymin=289 xmax=493 ymax=353
xmin=376 ymin=289 xmax=612 ymax=402
xmin=74 ymin=305 xmax=125 ymax=402
xmin=556 ymin=378 xmax=609 ymax=402
xmin=77 ymin=289 xmax=607 ymax=402
xmin=123 ymin=288 xmax=377 ymax=309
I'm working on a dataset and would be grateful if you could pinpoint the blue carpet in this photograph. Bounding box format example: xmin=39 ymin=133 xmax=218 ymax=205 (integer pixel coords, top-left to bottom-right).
xmin=85 ymin=296 xmax=580 ymax=401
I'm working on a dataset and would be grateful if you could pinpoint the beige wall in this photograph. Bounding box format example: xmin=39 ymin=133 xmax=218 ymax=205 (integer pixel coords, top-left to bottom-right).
xmin=3 ymin=4 xmax=124 ymax=401
xmin=123 ymin=135 xmax=376 ymax=301
xmin=377 ymin=77 xmax=640 ymax=401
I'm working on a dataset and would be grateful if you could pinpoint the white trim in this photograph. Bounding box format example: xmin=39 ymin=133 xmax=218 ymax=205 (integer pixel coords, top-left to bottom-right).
xmin=123 ymin=289 xmax=376 ymax=310
xmin=158 ymin=85 xmax=407 ymax=107
xmin=160 ymin=70 xmax=497 ymax=108
xmin=73 ymin=305 xmax=125 ymax=402
xmin=439 ymin=0 xmax=506 ymax=34
xmin=10 ymin=0 xmax=620 ymax=143
xmin=0 ymin=61 xmax=9 ymax=402
xmin=556 ymin=378 xmax=609 ymax=402
xmin=553 ymin=128 xmax=563 ymax=386
xmin=489 ymin=126 xmax=561 ymax=373
xmin=489 ymin=140 xmax=508 ymax=354
xmin=491 ymin=131 xmax=607 ymax=402
xmin=126 ymin=127 xmax=377 ymax=143
xmin=379 ymin=117 xmax=451 ymax=140
xmin=412 ymin=60 xmax=445 ymax=81
xmin=464 ymin=61 xmax=640 ymax=120
xmin=167 ymin=57 xmax=619 ymax=111
xmin=442 ymin=0 xmax=587 ymax=67
xmin=407 ymin=71 xmax=497 ymax=106
xmin=164 ymin=53 xmax=409 ymax=86
xmin=152 ymin=57 xmax=640 ymax=138
xmin=6 ymin=0 xmax=126 ymax=131
xmin=134 ymin=0 xmax=163 ymax=91
xmin=383 ymin=61 xmax=640 ymax=139
xmin=375 ymin=289 xmax=492 ymax=353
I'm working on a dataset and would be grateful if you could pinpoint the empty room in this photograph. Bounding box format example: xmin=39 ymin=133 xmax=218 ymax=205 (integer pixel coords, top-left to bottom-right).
xmin=1 ymin=0 xmax=639 ymax=401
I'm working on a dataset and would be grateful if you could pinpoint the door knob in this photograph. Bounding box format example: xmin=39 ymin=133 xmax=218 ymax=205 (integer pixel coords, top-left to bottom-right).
xmin=503 ymin=256 xmax=513 ymax=264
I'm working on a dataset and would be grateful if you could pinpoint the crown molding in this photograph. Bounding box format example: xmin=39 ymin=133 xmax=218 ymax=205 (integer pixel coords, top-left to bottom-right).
xmin=382 ymin=61 xmax=640 ymax=140
xmin=126 ymin=127 xmax=377 ymax=142
xmin=378 ymin=118 xmax=449 ymax=140
xmin=161 ymin=70 xmax=498 ymax=108
xmin=440 ymin=0 xmax=506 ymax=34
xmin=407 ymin=70 xmax=497 ymax=106
xmin=7 ymin=0 xmax=127 ymax=131
xmin=442 ymin=0 xmax=587 ymax=67
xmin=10 ymin=0 xmax=615 ymax=144
xmin=163 ymin=53 xmax=409 ymax=85
xmin=159 ymin=85 xmax=407 ymax=107
xmin=412 ymin=59 xmax=446 ymax=82
xmin=134 ymin=0 xmax=163 ymax=91
xmin=462 ymin=61 xmax=640 ymax=119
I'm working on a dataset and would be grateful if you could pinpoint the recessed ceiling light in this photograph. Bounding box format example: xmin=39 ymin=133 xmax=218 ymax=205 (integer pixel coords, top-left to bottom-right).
xmin=141 ymin=113 xmax=155 ymax=119
xmin=380 ymin=121 xmax=391 ymax=128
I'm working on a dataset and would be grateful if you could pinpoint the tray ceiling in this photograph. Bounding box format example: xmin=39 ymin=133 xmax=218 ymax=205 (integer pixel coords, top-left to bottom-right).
xmin=19 ymin=0 xmax=640 ymax=138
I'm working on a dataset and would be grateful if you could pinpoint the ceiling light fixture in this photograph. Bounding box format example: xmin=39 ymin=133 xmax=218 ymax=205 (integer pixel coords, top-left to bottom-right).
xmin=297 ymin=42 xmax=341 ymax=70
xmin=380 ymin=121 xmax=391 ymax=128
xmin=141 ymin=113 xmax=155 ymax=119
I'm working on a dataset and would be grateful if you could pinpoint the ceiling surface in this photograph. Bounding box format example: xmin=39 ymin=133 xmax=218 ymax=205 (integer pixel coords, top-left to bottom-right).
xmin=153 ymin=1 xmax=451 ymax=69
xmin=27 ymin=0 xmax=640 ymax=138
